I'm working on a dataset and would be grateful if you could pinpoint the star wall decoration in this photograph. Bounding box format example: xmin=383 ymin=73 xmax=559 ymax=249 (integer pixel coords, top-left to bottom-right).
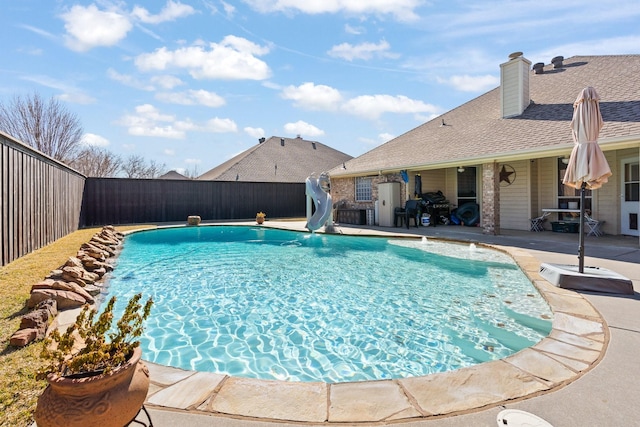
xmin=500 ymin=164 xmax=516 ymax=186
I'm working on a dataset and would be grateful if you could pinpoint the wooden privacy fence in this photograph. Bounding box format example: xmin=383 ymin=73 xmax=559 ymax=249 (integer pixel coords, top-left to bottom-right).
xmin=1 ymin=132 xmax=85 ymax=267
xmin=80 ymin=178 xmax=306 ymax=227
xmin=1 ymin=131 xmax=308 ymax=267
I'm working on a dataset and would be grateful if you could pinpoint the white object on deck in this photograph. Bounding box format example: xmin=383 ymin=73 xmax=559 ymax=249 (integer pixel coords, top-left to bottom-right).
xmin=497 ymin=409 xmax=553 ymax=427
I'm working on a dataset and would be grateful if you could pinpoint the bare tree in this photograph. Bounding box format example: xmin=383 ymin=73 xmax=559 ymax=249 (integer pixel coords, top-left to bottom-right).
xmin=183 ymin=165 xmax=200 ymax=179
xmin=70 ymin=146 xmax=122 ymax=177
xmin=0 ymin=92 xmax=83 ymax=163
xmin=122 ymin=154 xmax=166 ymax=178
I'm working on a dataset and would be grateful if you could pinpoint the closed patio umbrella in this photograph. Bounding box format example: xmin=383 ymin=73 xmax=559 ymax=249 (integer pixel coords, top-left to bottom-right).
xmin=414 ymin=173 xmax=422 ymax=197
xmin=562 ymin=87 xmax=612 ymax=273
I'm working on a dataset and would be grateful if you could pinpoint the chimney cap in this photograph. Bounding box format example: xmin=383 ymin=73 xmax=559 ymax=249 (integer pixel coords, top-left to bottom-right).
xmin=508 ymin=51 xmax=524 ymax=60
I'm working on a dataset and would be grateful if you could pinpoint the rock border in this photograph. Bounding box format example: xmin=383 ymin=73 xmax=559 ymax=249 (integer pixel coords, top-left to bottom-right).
xmin=9 ymin=226 xmax=124 ymax=347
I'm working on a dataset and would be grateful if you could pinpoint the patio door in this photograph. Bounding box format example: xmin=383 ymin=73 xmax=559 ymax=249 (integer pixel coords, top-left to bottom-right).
xmin=621 ymin=158 xmax=639 ymax=236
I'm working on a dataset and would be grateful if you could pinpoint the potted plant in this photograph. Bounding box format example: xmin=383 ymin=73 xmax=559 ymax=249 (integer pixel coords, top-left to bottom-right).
xmin=256 ymin=211 xmax=266 ymax=224
xmin=35 ymin=293 xmax=153 ymax=427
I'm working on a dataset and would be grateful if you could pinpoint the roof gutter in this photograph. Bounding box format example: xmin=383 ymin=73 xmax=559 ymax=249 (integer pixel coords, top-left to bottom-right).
xmin=330 ymin=134 xmax=639 ymax=178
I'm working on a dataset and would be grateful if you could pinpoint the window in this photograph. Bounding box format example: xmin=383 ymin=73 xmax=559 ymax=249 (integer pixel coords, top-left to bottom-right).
xmin=355 ymin=177 xmax=372 ymax=202
xmin=557 ymin=158 xmax=591 ymax=219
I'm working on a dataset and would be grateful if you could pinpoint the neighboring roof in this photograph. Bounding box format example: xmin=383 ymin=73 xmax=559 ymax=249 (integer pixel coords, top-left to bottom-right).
xmin=158 ymin=170 xmax=190 ymax=180
xmin=197 ymin=136 xmax=352 ymax=182
xmin=331 ymin=55 xmax=640 ymax=177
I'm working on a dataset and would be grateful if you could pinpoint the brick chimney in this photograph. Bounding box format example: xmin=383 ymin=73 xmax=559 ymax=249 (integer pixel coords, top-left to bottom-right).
xmin=500 ymin=52 xmax=531 ymax=118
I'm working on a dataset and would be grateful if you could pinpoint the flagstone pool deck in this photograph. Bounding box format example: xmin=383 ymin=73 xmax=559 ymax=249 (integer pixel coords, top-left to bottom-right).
xmin=127 ymin=221 xmax=639 ymax=426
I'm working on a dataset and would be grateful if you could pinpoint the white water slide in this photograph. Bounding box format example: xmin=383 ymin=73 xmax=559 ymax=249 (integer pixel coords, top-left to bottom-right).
xmin=305 ymin=172 xmax=332 ymax=231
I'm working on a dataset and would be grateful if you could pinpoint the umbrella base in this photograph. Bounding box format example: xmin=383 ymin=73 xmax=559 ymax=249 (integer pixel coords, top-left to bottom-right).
xmin=540 ymin=263 xmax=634 ymax=295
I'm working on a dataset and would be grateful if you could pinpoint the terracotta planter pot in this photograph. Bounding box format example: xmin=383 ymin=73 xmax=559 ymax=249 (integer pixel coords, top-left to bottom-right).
xmin=256 ymin=217 xmax=265 ymax=224
xmin=35 ymin=346 xmax=150 ymax=427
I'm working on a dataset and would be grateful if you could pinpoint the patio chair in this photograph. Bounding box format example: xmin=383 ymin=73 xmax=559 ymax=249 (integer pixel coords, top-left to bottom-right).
xmin=404 ymin=199 xmax=425 ymax=229
xmin=530 ymin=212 xmax=550 ymax=232
xmin=584 ymin=213 xmax=605 ymax=237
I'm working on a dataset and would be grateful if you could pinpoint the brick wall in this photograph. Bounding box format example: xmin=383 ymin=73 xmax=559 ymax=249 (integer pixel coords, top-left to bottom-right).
xmin=331 ymin=174 xmax=407 ymax=210
xmin=481 ymin=162 xmax=500 ymax=235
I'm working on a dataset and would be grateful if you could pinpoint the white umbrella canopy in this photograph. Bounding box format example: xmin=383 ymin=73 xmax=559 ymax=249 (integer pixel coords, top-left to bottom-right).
xmin=562 ymin=87 xmax=612 ymax=273
xmin=563 ymin=86 xmax=612 ymax=189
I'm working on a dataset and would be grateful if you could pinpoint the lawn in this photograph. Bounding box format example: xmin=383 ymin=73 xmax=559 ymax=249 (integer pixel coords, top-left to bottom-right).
xmin=0 ymin=225 xmax=155 ymax=427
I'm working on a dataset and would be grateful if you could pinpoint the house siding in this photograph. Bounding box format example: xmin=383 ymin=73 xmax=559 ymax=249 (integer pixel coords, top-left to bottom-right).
xmin=499 ymin=160 xmax=530 ymax=230
xmin=500 ymin=56 xmax=531 ymax=118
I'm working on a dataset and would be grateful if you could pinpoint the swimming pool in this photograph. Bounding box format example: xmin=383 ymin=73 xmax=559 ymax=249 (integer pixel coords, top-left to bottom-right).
xmin=106 ymin=226 xmax=552 ymax=383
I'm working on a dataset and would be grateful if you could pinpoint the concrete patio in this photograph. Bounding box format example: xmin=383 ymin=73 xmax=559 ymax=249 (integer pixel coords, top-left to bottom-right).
xmin=134 ymin=221 xmax=639 ymax=427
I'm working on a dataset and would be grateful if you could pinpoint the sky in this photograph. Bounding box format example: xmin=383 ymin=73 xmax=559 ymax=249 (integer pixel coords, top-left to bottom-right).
xmin=2 ymin=1 xmax=640 ymax=176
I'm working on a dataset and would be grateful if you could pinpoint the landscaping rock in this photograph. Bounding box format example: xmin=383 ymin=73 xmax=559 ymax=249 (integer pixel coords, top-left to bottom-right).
xmin=31 ymin=279 xmax=56 ymax=290
xmin=83 ymin=284 xmax=102 ymax=296
xmin=64 ymin=256 xmax=84 ymax=269
xmin=19 ymin=306 xmax=52 ymax=340
xmin=28 ymin=289 xmax=86 ymax=309
xmin=51 ymin=280 xmax=95 ymax=304
xmin=35 ymin=298 xmax=58 ymax=318
xmin=61 ymin=265 xmax=98 ymax=285
xmin=10 ymin=328 xmax=38 ymax=347
xmin=47 ymin=270 xmax=64 ymax=280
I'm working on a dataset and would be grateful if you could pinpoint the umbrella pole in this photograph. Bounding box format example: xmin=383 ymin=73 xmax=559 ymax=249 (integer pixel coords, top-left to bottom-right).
xmin=578 ymin=183 xmax=586 ymax=274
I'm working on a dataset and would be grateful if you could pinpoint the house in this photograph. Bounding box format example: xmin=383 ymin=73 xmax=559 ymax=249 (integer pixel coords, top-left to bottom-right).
xmin=157 ymin=170 xmax=190 ymax=180
xmin=329 ymin=54 xmax=640 ymax=244
xmin=197 ymin=136 xmax=352 ymax=183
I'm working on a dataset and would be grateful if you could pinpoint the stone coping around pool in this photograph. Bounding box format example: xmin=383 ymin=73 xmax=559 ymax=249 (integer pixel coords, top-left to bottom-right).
xmin=130 ymin=223 xmax=609 ymax=424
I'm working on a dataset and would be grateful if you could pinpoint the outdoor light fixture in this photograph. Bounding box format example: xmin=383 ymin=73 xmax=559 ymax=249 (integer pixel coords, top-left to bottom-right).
xmin=561 ymin=157 xmax=570 ymax=164
xmin=457 ymin=166 xmax=465 ymax=173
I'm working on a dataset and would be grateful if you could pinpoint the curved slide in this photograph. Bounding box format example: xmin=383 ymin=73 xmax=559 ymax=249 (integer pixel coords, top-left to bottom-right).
xmin=305 ymin=172 xmax=332 ymax=231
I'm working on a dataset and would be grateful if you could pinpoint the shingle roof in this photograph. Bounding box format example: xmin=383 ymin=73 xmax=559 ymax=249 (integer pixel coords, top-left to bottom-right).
xmin=331 ymin=55 xmax=640 ymax=176
xmin=197 ymin=136 xmax=352 ymax=182
xmin=158 ymin=170 xmax=189 ymax=180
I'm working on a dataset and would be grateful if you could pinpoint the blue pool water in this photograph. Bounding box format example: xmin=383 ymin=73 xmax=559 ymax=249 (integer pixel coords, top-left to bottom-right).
xmin=106 ymin=226 xmax=552 ymax=383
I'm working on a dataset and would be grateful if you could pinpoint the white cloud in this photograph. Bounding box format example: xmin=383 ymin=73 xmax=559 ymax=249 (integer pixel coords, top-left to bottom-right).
xmin=243 ymin=0 xmax=423 ymax=22
xmin=378 ymin=133 xmax=395 ymax=143
xmin=107 ymin=68 xmax=155 ymax=91
xmin=19 ymin=24 xmax=57 ymax=41
xmin=533 ymin=35 xmax=640 ymax=64
xmin=135 ymin=36 xmax=271 ymax=80
xmin=341 ymin=94 xmax=439 ymax=120
xmin=344 ymin=24 xmax=364 ymax=35
xmin=244 ymin=127 xmax=265 ymax=138
xmin=20 ymin=75 xmax=95 ymax=104
xmin=56 ymin=92 xmax=96 ymax=105
xmin=61 ymin=4 xmax=132 ymax=51
xmin=156 ymin=89 xmax=226 ymax=107
xmin=164 ymin=149 xmax=175 ymax=155
xmin=221 ymin=1 xmax=236 ymax=17
xmin=439 ymin=74 xmax=500 ymax=92
xmin=131 ymin=1 xmax=195 ymax=24
xmin=150 ymin=75 xmax=184 ymax=89
xmin=81 ymin=133 xmax=110 ymax=147
xmin=327 ymin=40 xmax=398 ymax=61
xmin=184 ymin=158 xmax=202 ymax=164
xmin=119 ymin=104 xmax=185 ymax=139
xmin=283 ymin=120 xmax=324 ymax=137
xmin=204 ymin=117 xmax=238 ymax=133
xmin=281 ymin=82 xmax=342 ymax=110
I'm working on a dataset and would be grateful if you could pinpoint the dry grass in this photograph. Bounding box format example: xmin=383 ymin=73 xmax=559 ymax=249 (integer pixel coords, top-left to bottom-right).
xmin=0 ymin=225 xmax=155 ymax=427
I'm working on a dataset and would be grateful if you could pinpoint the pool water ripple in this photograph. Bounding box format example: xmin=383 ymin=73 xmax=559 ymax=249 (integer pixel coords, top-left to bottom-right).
xmin=106 ymin=226 xmax=553 ymax=383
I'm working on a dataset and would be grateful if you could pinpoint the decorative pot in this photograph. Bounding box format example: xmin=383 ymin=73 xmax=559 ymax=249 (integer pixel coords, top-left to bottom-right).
xmin=256 ymin=217 xmax=264 ymax=224
xmin=35 ymin=346 xmax=150 ymax=427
